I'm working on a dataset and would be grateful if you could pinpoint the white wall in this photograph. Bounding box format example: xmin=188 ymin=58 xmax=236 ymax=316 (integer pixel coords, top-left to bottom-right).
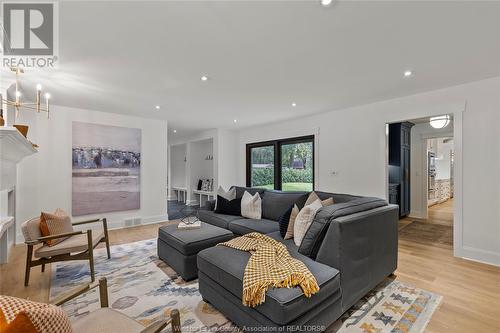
xmin=217 ymin=129 xmax=239 ymax=189
xmin=189 ymin=139 xmax=214 ymax=200
xmin=15 ymin=105 xmax=168 ymax=241
xmin=236 ymin=77 xmax=500 ymax=266
xmin=170 ymin=144 xmax=187 ymax=188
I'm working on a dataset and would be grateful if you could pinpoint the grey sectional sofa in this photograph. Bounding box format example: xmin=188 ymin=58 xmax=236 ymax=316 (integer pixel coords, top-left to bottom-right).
xmin=197 ymin=187 xmax=399 ymax=331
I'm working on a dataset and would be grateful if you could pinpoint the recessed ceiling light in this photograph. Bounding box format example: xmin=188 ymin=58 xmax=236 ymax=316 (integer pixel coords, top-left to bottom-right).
xmin=201 ymin=75 xmax=209 ymax=81
xmin=292 ymin=102 xmax=297 ymax=107
xmin=173 ymin=129 xmax=177 ymax=133
xmin=155 ymin=105 xmax=160 ymax=110
xmin=233 ymin=119 xmax=237 ymax=123
xmin=404 ymin=70 xmax=413 ymax=77
xmin=320 ymin=0 xmax=334 ymax=7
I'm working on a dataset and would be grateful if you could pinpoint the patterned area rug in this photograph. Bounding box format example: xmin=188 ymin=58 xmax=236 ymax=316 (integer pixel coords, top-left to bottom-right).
xmin=50 ymin=239 xmax=441 ymax=333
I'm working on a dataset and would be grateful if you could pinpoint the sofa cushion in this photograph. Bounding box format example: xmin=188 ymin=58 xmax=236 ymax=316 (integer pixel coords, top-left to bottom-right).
xmin=233 ymin=186 xmax=266 ymax=199
xmin=298 ymin=197 xmax=388 ymax=258
xmin=197 ymin=238 xmax=340 ymax=325
xmin=262 ymin=191 xmax=308 ymax=221
xmin=326 ymin=192 xmax=361 ymax=203
xmin=198 ymin=210 xmax=241 ymax=229
xmin=228 ymin=219 xmax=280 ymax=235
xmin=158 ymin=222 xmax=233 ymax=256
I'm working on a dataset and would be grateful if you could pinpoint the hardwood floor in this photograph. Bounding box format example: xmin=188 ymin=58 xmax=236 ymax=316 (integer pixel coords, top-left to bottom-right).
xmin=427 ymin=199 xmax=454 ymax=226
xmin=1 ymin=219 xmax=499 ymax=332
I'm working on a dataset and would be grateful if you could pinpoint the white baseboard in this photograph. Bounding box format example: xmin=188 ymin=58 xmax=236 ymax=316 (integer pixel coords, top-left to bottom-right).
xmin=456 ymin=245 xmax=500 ymax=267
xmin=107 ymin=214 xmax=169 ymax=230
xmin=16 ymin=214 xmax=170 ymax=244
xmin=409 ymin=210 xmax=426 ymax=219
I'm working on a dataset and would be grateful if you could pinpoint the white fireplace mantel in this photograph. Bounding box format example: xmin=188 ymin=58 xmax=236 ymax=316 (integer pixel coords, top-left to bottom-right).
xmin=0 ymin=126 xmax=37 ymax=263
xmin=0 ymin=126 xmax=38 ymax=164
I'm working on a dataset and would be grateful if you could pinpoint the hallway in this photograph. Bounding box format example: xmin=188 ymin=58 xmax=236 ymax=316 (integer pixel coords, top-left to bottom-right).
xmin=428 ymin=198 xmax=453 ymax=226
xmin=399 ymin=198 xmax=454 ymax=248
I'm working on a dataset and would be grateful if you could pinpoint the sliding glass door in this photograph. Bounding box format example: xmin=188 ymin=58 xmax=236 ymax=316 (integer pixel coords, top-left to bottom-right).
xmin=247 ymin=136 xmax=314 ymax=191
xmin=280 ymin=140 xmax=314 ymax=191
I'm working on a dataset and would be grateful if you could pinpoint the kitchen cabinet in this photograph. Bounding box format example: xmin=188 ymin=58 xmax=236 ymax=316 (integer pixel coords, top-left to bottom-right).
xmin=388 ymin=122 xmax=414 ymax=217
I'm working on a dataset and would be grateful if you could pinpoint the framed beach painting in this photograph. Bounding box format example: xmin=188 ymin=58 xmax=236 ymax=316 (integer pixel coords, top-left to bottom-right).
xmin=72 ymin=122 xmax=141 ymax=216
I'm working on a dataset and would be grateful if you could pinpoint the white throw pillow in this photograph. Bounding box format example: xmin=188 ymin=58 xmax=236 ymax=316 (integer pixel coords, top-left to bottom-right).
xmin=241 ymin=191 xmax=262 ymax=219
xmin=215 ymin=186 xmax=236 ymax=210
xmin=293 ymin=199 xmax=323 ymax=246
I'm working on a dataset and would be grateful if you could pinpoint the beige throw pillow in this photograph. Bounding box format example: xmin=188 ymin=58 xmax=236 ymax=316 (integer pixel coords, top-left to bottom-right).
xmin=293 ymin=199 xmax=323 ymax=246
xmin=284 ymin=204 xmax=300 ymax=240
xmin=304 ymin=191 xmax=320 ymax=206
xmin=305 ymin=191 xmax=335 ymax=207
xmin=284 ymin=193 xmax=334 ymax=240
xmin=241 ymin=191 xmax=262 ymax=219
xmin=322 ymin=197 xmax=334 ymax=206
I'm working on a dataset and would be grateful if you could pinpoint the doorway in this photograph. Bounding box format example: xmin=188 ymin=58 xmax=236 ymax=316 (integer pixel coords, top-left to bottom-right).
xmin=387 ymin=115 xmax=454 ymax=248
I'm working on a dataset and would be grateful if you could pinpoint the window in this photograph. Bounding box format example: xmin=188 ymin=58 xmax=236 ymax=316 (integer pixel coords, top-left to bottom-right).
xmin=246 ymin=135 xmax=314 ymax=191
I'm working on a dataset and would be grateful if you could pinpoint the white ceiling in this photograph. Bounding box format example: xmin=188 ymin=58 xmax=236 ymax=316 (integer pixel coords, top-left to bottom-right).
xmin=3 ymin=1 xmax=500 ymax=138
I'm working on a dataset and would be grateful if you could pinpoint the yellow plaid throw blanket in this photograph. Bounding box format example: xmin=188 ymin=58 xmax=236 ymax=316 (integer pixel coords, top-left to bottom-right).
xmin=218 ymin=232 xmax=320 ymax=307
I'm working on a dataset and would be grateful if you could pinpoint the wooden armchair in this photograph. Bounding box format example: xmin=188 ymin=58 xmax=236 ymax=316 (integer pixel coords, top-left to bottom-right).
xmin=52 ymin=277 xmax=181 ymax=333
xmin=21 ymin=217 xmax=111 ymax=286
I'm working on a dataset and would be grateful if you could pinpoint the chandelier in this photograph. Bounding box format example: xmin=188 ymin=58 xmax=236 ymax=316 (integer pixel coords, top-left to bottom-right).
xmin=1 ymin=67 xmax=51 ymax=119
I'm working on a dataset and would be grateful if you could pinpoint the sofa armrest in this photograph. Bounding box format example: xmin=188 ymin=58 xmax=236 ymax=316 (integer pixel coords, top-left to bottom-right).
xmin=315 ymin=204 xmax=399 ymax=312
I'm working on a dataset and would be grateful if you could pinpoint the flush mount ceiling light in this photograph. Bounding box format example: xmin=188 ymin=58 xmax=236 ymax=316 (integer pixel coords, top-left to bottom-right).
xmin=155 ymin=105 xmax=160 ymax=110
xmin=292 ymin=102 xmax=297 ymax=107
xmin=429 ymin=115 xmax=450 ymax=129
xmin=201 ymin=75 xmax=209 ymax=81
xmin=320 ymin=0 xmax=334 ymax=7
xmin=173 ymin=129 xmax=177 ymax=133
xmin=233 ymin=119 xmax=237 ymax=123
xmin=404 ymin=70 xmax=413 ymax=77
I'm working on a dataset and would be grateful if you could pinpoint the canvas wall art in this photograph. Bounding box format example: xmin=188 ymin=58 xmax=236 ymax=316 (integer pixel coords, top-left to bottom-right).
xmin=72 ymin=122 xmax=141 ymax=216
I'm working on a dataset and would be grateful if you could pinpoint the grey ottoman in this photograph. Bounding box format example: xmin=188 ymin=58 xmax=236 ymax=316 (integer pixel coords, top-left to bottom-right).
xmin=157 ymin=222 xmax=234 ymax=281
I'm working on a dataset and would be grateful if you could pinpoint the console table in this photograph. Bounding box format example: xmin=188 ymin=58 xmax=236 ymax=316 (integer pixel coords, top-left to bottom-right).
xmin=193 ymin=190 xmax=215 ymax=207
xmin=172 ymin=187 xmax=187 ymax=203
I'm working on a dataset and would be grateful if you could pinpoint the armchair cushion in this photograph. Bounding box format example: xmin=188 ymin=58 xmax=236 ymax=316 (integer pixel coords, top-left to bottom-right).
xmin=40 ymin=209 xmax=73 ymax=246
xmin=21 ymin=217 xmax=43 ymax=243
xmin=0 ymin=295 xmax=72 ymax=333
xmin=34 ymin=228 xmax=104 ymax=258
xmin=72 ymin=308 xmax=145 ymax=333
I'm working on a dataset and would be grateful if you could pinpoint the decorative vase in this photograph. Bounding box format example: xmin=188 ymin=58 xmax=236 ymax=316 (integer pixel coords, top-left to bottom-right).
xmin=14 ymin=124 xmax=29 ymax=138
